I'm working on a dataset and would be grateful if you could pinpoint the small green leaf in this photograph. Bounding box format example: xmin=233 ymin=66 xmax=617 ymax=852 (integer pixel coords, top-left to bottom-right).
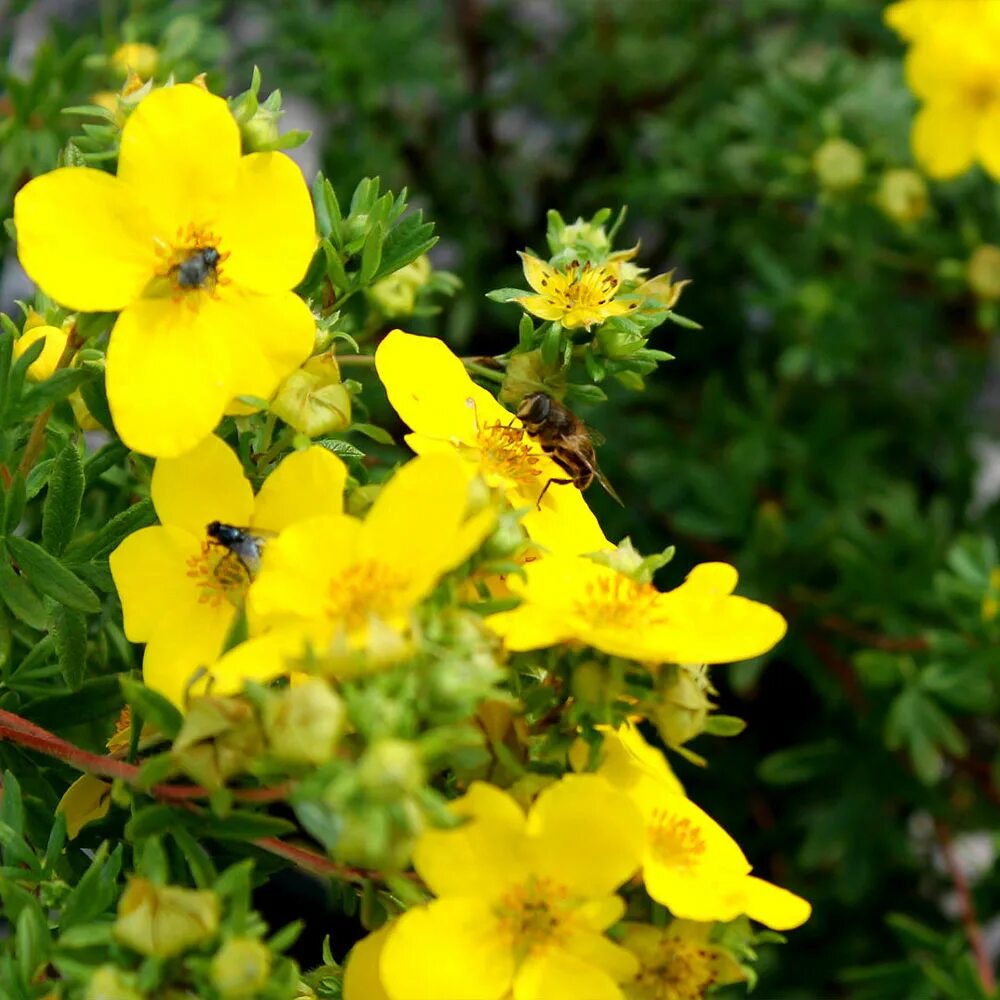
xmin=2 ymin=475 xmax=26 ymax=536
xmin=316 ymin=438 xmax=365 ymax=460
xmin=350 ymin=422 xmax=394 ymax=445
xmin=65 ymin=498 xmax=155 ymax=564
xmin=359 ymin=221 xmax=384 ymax=284
xmin=486 ymin=287 xmax=528 ymax=303
xmin=120 ymin=676 xmax=183 ymax=740
xmin=702 ymin=714 xmax=747 ymax=737
xmin=51 ymin=604 xmax=88 ymax=689
xmin=5 ymin=536 xmax=100 ymax=613
xmin=0 ymin=558 xmax=48 ymax=630
xmin=540 ymin=324 xmax=562 ymax=368
xmin=42 ymin=443 xmax=85 ymax=556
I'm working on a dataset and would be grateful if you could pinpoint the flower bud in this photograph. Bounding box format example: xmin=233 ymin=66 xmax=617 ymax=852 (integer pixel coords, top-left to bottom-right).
xmin=85 ymin=966 xmax=144 ymax=1000
xmin=358 ymin=739 xmax=424 ymax=801
xmin=555 ymin=219 xmax=611 ymax=254
xmin=271 ymin=353 xmax=352 ymax=437
xmin=813 ymin=138 xmax=865 ymax=191
xmin=264 ymin=678 xmax=345 ymax=765
xmin=367 ymin=256 xmax=432 ymax=318
xmin=13 ymin=325 xmax=68 ymax=381
xmin=875 ymin=168 xmax=928 ymax=224
xmin=114 ymin=878 xmax=220 ymax=958
xmin=636 ymin=270 xmax=690 ymax=313
xmin=172 ymin=696 xmax=263 ymax=790
xmin=498 ymin=350 xmax=553 ymax=406
xmin=967 ymin=245 xmax=1000 ymax=301
xmin=240 ymin=105 xmax=282 ymax=152
xmin=210 ymin=937 xmax=273 ymax=998
xmin=110 ymin=42 xmax=158 ymax=80
xmin=653 ymin=666 xmax=712 ymax=747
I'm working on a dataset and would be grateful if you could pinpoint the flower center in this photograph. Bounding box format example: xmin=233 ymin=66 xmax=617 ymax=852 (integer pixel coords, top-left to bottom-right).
xmin=154 ymin=223 xmax=230 ymax=297
xmin=574 ymin=573 xmax=667 ymax=630
xmin=551 ymin=259 xmax=621 ymax=310
xmin=325 ymin=559 xmax=409 ymax=633
xmin=495 ymin=877 xmax=574 ymax=961
xmin=647 ymin=809 xmax=707 ymax=867
xmin=475 ymin=420 xmax=543 ymax=490
xmin=185 ymin=541 xmax=249 ymax=608
xmin=633 ymin=938 xmax=718 ymax=1000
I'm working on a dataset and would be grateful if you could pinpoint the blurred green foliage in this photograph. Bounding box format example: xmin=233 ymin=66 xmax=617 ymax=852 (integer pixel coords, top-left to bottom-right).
xmin=4 ymin=0 xmax=1000 ymax=997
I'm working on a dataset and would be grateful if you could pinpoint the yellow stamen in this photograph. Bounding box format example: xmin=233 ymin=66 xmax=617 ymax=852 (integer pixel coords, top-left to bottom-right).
xmin=632 ymin=935 xmax=720 ymax=1000
xmin=185 ymin=542 xmax=248 ymax=608
xmin=647 ymin=809 xmax=707 ymax=867
xmin=495 ymin=877 xmax=574 ymax=960
xmin=575 ymin=574 xmax=666 ymax=629
xmin=465 ymin=398 xmax=543 ymax=490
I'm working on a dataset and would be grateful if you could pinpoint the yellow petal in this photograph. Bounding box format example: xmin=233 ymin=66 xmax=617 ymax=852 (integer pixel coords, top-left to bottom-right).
xmin=251 ymin=446 xmax=347 ymax=533
xmin=151 ymin=434 xmax=254 ymax=538
xmin=375 ymin=330 xmax=511 ymax=444
xmin=105 ymin=297 xmax=231 ymax=458
xmin=217 ymin=152 xmax=317 ymax=293
xmin=414 ymin=782 xmax=529 ymax=900
xmin=741 ymin=875 xmax=812 ymax=931
xmin=642 ymin=867 xmax=748 ymax=923
xmin=563 ymin=928 xmax=639 ymax=985
xmin=202 ymin=628 xmax=307 ymax=699
xmin=343 ymin=925 xmax=394 ymax=1000
xmin=206 ymin=288 xmax=315 ymax=405
xmin=13 ymin=326 xmax=68 ymax=382
xmin=526 ymin=775 xmax=643 ymax=897
xmin=118 ymin=84 xmax=240 ymax=236
xmin=109 ymin=525 xmax=203 ymax=642
xmin=519 ymin=253 xmax=559 ymax=295
xmin=484 ymin=603 xmax=575 ymax=651
xmin=912 ymin=101 xmax=978 ymax=179
xmin=380 ymin=899 xmax=513 ymax=1000
xmin=57 ymin=775 xmax=112 ymax=839
xmin=514 ymin=948 xmax=623 ymax=1000
xmin=14 ymin=167 xmax=156 ymax=311
xmin=515 ymin=295 xmax=568 ymax=322
xmin=597 ymin=722 xmax=684 ymax=798
xmin=520 ymin=495 xmax=611 ymax=556
xmin=977 ymin=101 xmax=1000 ymax=180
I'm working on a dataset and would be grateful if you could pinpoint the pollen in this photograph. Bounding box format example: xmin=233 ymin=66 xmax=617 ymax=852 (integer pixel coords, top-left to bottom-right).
xmin=185 ymin=542 xmax=249 ymax=608
xmin=632 ymin=936 xmax=719 ymax=1000
xmin=473 ymin=416 xmax=543 ymax=490
xmin=549 ymin=259 xmax=621 ymax=312
xmin=574 ymin=573 xmax=667 ymax=630
xmin=495 ymin=877 xmax=574 ymax=960
xmin=647 ymin=810 xmax=708 ymax=867
xmin=325 ymin=559 xmax=409 ymax=632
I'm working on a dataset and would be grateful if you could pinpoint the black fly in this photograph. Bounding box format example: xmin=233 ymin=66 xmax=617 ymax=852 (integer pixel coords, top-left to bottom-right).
xmin=176 ymin=247 xmax=221 ymax=289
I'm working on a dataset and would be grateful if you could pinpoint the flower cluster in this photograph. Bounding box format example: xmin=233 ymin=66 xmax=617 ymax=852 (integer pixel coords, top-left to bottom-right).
xmin=8 ymin=72 xmax=810 ymax=999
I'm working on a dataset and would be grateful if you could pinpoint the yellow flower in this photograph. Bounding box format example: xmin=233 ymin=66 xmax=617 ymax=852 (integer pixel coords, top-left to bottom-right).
xmin=630 ymin=782 xmax=810 ymax=931
xmin=114 ymin=877 xmax=219 ymax=958
xmin=486 ymin=557 xmax=787 ymax=665
xmin=14 ymin=83 xmax=316 ymax=456
xmin=110 ymin=42 xmax=158 ymax=79
xmin=886 ymin=1 xmax=1000 ymax=179
xmin=109 ymin=434 xmax=346 ymax=706
xmin=364 ymin=775 xmax=644 ymax=1000
xmin=210 ymin=452 xmax=495 ymax=687
xmin=375 ymin=330 xmax=610 ymax=555
xmin=584 ymin=722 xmax=686 ymax=799
xmin=620 ymin=920 xmax=746 ymax=1000
xmin=13 ymin=325 xmax=68 ymax=381
xmin=516 ymin=252 xmax=639 ymax=329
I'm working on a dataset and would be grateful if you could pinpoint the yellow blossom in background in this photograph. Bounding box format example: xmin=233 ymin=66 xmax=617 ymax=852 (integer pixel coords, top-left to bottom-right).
xmin=630 ymin=780 xmax=810 ymax=930
xmin=375 ymin=330 xmax=610 ymax=554
xmin=110 ymin=42 xmax=158 ymax=79
xmin=486 ymin=556 xmax=787 ymax=665
xmin=114 ymin=877 xmax=219 ymax=958
xmin=12 ymin=324 xmax=68 ymax=381
xmin=875 ymin=168 xmax=928 ymax=224
xmin=109 ymin=434 xmax=347 ymax=706
xmin=967 ymin=244 xmax=1000 ymax=301
xmin=210 ymin=452 xmax=495 ymax=688
xmin=620 ymin=921 xmax=746 ymax=1000
xmin=14 ymin=83 xmax=316 ymax=456
xmin=367 ymin=254 xmax=432 ymax=318
xmin=885 ymin=0 xmax=1000 ymax=179
xmin=350 ymin=775 xmax=644 ymax=1000
xmin=516 ymin=252 xmax=639 ymax=329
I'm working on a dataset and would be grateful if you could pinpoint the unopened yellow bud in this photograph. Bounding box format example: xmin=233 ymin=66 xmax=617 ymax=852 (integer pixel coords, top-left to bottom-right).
xmin=967 ymin=245 xmax=1000 ymax=301
xmin=271 ymin=353 xmax=352 ymax=437
xmin=110 ymin=43 xmax=158 ymax=80
xmin=114 ymin=878 xmax=219 ymax=958
xmin=813 ymin=138 xmax=865 ymax=191
xmin=172 ymin=696 xmax=263 ymax=790
xmin=85 ymin=965 xmax=144 ymax=1000
xmin=13 ymin=325 xmax=68 ymax=381
xmin=637 ymin=270 xmax=689 ymax=312
xmin=498 ymin=350 xmax=554 ymax=406
xmin=876 ymin=168 xmax=928 ymax=224
xmin=359 ymin=739 xmax=424 ymax=800
xmin=367 ymin=256 xmax=432 ymax=318
xmin=210 ymin=937 xmax=272 ymax=998
xmin=653 ymin=667 xmax=713 ymax=747
xmin=240 ymin=106 xmax=282 ymax=152
xmin=264 ymin=679 xmax=345 ymax=765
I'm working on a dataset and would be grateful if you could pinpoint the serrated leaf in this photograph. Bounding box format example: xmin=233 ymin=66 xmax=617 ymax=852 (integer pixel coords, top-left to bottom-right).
xmin=119 ymin=676 xmax=183 ymax=740
xmin=316 ymin=438 xmax=365 ymax=460
xmin=51 ymin=603 xmax=87 ymax=689
xmin=42 ymin=443 xmax=84 ymax=555
xmin=5 ymin=536 xmax=100 ymax=612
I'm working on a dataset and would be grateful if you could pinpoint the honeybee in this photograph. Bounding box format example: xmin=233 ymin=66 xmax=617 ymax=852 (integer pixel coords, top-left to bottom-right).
xmin=516 ymin=392 xmax=623 ymax=507
xmin=205 ymin=521 xmax=270 ymax=579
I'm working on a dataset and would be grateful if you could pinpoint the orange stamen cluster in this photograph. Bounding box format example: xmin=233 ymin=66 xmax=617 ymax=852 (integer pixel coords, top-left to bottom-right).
xmin=495 ymin=877 xmax=574 ymax=959
xmin=185 ymin=542 xmax=248 ymax=608
xmin=476 ymin=420 xmax=543 ymax=490
xmin=576 ymin=573 xmax=666 ymax=629
xmin=632 ymin=936 xmax=720 ymax=1000
xmin=542 ymin=259 xmax=632 ymax=312
xmin=647 ymin=810 xmax=708 ymax=867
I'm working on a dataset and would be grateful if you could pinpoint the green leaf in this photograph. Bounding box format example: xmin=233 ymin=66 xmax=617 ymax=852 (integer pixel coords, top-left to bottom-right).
xmin=120 ymin=676 xmax=183 ymax=740
xmin=5 ymin=536 xmax=100 ymax=613
xmin=359 ymin=221 xmax=384 ymax=284
xmin=51 ymin=604 xmax=87 ymax=689
xmin=60 ymin=843 xmax=123 ymax=928
xmin=1 ymin=474 xmax=26 ymax=536
xmin=350 ymin=422 xmax=394 ymax=445
xmin=10 ymin=368 xmax=93 ymax=422
xmin=16 ymin=897 xmax=50 ymax=983
xmin=486 ymin=287 xmax=528 ymax=303
xmin=316 ymin=438 xmax=365 ymax=461
xmin=702 ymin=714 xmax=747 ymax=737
xmin=23 ymin=676 xmax=123 ymax=730
xmin=185 ymin=810 xmax=296 ymax=841
xmin=0 ymin=558 xmax=48 ymax=630
xmin=374 ymin=211 xmax=436 ymax=279
xmin=65 ymin=498 xmax=156 ymax=564
xmin=0 ymin=772 xmax=24 ymax=837
xmin=540 ymin=324 xmax=562 ymax=368
xmin=42 ymin=443 xmax=84 ymax=556
xmin=78 ymin=364 xmax=114 ymax=431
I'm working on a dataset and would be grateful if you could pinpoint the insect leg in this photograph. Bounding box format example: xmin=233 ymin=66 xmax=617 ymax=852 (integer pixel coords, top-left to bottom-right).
xmin=537 ymin=477 xmax=574 ymax=508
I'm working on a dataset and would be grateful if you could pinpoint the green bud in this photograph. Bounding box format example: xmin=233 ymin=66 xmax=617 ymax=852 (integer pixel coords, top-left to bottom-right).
xmin=114 ymin=878 xmax=220 ymax=959
xmin=240 ymin=105 xmax=282 ymax=151
xmin=85 ymin=966 xmax=144 ymax=1000
xmin=264 ymin=679 xmax=345 ymax=765
xmin=480 ymin=511 xmax=527 ymax=560
xmin=875 ymin=168 xmax=928 ymax=225
xmin=653 ymin=665 xmax=713 ymax=747
xmin=270 ymin=353 xmax=352 ymax=437
xmin=813 ymin=138 xmax=865 ymax=192
xmin=210 ymin=937 xmax=273 ymax=998
xmin=366 ymin=256 xmax=432 ymax=318
xmin=172 ymin=696 xmax=263 ymax=790
xmin=967 ymin=244 xmax=1000 ymax=301
xmin=499 ymin=350 xmax=564 ymax=406
xmin=554 ymin=218 xmax=611 ymax=254
xmin=358 ymin=739 xmax=424 ymax=801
